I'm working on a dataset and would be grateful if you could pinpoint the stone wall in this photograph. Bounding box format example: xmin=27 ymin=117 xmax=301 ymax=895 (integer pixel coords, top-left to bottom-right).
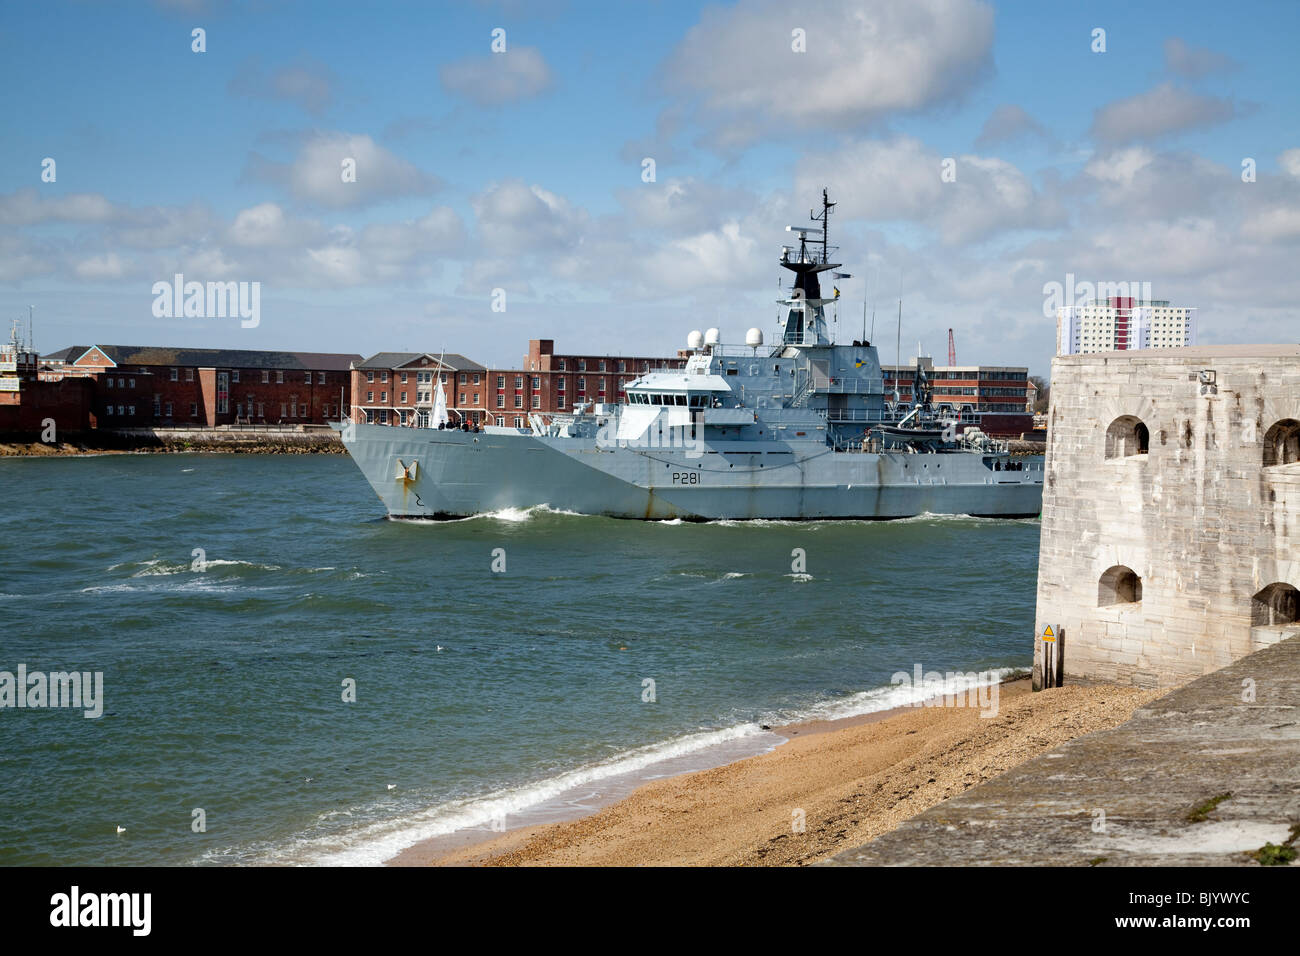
xmin=1033 ymin=345 xmax=1300 ymax=690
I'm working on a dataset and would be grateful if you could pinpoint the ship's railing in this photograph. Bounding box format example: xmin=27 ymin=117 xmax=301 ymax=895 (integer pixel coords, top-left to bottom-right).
xmin=818 ymin=378 xmax=885 ymax=394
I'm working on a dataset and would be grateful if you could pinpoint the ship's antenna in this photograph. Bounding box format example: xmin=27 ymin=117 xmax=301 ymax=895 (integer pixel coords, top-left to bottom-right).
xmin=894 ymin=296 xmax=903 ymax=405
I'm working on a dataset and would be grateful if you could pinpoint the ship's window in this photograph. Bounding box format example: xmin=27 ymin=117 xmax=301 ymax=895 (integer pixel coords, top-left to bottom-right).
xmin=676 ymin=394 xmax=687 ymax=406
xmin=1099 ymin=565 xmax=1142 ymax=606
xmin=1105 ymin=416 xmax=1149 ymax=459
xmin=1263 ymin=419 xmax=1300 ymax=467
xmin=1251 ymin=582 xmax=1299 ymax=626
xmin=650 ymin=394 xmax=661 ymax=405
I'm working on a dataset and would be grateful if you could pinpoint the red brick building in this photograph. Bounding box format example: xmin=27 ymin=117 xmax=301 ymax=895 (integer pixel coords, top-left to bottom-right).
xmin=349 ymin=352 xmax=488 ymax=426
xmin=350 ymin=340 xmax=688 ymax=429
xmin=43 ymin=345 xmax=360 ymax=428
xmin=2 ymin=340 xmax=95 ymax=435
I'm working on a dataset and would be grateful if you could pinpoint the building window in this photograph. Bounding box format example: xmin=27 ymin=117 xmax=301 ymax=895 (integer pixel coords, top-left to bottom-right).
xmin=1105 ymin=416 xmax=1149 ymax=459
xmin=514 ymin=395 xmax=523 ymax=409
xmin=558 ymin=359 xmax=566 ymax=370
xmin=496 ymin=375 xmax=505 ymax=389
xmin=1263 ymin=419 xmax=1300 ymax=467
xmin=381 ymin=371 xmax=388 ymax=383
xmin=319 ymin=371 xmax=326 ymax=384
xmin=558 ymin=395 xmax=566 ymax=409
xmin=276 ymin=370 xmax=284 ymax=384
xmin=257 ymin=403 xmax=264 ymax=417
xmin=1099 ymin=566 xmax=1142 ymax=606
xmin=459 ymin=373 xmax=466 ymax=384
xmin=532 ymin=376 xmax=540 ymax=390
xmin=105 ymin=406 xmax=112 ymax=415
xmin=186 ymin=368 xmax=195 ymax=381
xmin=236 ymin=403 xmax=243 ymax=418
xmin=262 ymin=370 xmax=270 ymax=384
xmin=169 ymin=368 xmax=178 ymax=382
xmin=557 ymin=377 xmax=566 ymax=391
xmin=400 ymin=391 xmax=407 ymax=404
xmin=367 ymin=390 xmax=373 ymax=403
xmin=473 ymin=393 xmax=479 ymax=404
xmin=532 ymin=395 xmax=540 ymax=409
xmin=401 ymin=372 xmax=408 ymax=383
xmin=599 ymin=360 xmax=606 ymax=372
xmin=106 ymin=378 xmax=113 ymax=389
xmin=299 ymin=404 xmax=307 ymax=417
xmin=440 ymin=372 xmax=448 ymax=384
xmin=473 ymin=373 xmax=480 ymax=385
xmin=367 ymin=371 xmax=375 ymax=383
xmin=619 ymin=360 xmax=626 ymax=372
xmin=514 ymin=375 xmax=523 ymax=389
xmin=281 ymin=403 xmax=288 ymax=417
xmin=459 ymin=393 xmax=466 ymax=404
xmin=578 ymin=376 xmax=586 ymax=392
xmin=380 ymin=391 xmax=387 ymax=403
xmin=165 ymin=402 xmax=173 ymax=416
xmin=496 ymin=394 xmax=504 ymax=408
xmin=496 ymin=416 xmax=505 ymax=427
xmin=599 ymin=378 xmax=606 ymax=393
xmin=1252 ymin=583 xmax=1299 ymax=627
xmin=513 ymin=416 xmax=522 ymax=428
xmin=231 ymin=371 xmax=239 ymax=384
xmin=578 ymin=359 xmax=586 ymax=371
xmin=190 ymin=403 xmax=197 ymax=417
xmin=118 ymin=378 xmax=125 ymax=388
xmin=118 ymin=405 xmax=125 ymax=416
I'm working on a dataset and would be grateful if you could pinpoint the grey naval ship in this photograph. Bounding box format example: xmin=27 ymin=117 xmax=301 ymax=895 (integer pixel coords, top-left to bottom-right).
xmin=336 ymin=192 xmax=1044 ymax=520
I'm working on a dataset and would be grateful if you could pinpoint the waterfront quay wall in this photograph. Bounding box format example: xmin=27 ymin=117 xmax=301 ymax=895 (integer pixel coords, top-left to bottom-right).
xmin=0 ymin=425 xmax=343 ymax=456
xmin=1033 ymin=345 xmax=1300 ymax=691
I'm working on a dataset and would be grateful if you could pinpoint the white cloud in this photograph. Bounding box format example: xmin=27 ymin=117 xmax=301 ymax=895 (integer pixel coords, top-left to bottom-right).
xmin=0 ymin=188 xmax=117 ymax=225
xmin=1279 ymin=149 xmax=1300 ymax=177
xmin=796 ymin=137 xmax=1063 ymax=244
xmin=663 ymin=0 xmax=994 ymax=147
xmin=72 ymin=253 xmax=132 ymax=280
xmin=1164 ymin=38 xmax=1237 ymax=79
xmin=439 ymin=47 xmax=554 ymax=106
xmin=1089 ymin=83 xmax=1239 ymax=144
xmin=229 ymin=56 xmax=338 ymax=115
xmin=245 ymin=132 xmax=439 ymax=208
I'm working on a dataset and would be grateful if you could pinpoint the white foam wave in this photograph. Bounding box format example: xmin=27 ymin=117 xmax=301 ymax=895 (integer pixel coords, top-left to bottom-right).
xmin=234 ymin=723 xmax=777 ymax=867
xmin=788 ymin=666 xmax=1023 ymax=724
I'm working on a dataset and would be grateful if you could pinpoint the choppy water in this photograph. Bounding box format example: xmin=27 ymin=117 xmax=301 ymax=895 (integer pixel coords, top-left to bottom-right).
xmin=0 ymin=454 xmax=1040 ymax=865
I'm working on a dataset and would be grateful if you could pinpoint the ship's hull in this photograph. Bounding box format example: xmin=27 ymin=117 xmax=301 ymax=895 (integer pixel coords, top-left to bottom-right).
xmin=336 ymin=423 xmax=1044 ymax=520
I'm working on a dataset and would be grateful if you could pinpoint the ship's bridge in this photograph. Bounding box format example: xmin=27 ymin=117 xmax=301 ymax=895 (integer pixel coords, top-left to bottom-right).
xmin=625 ymin=372 xmax=732 ymax=408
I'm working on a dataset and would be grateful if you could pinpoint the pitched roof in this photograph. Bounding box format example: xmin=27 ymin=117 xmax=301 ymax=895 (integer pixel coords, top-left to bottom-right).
xmin=355 ymin=351 xmax=485 ymax=371
xmin=46 ymin=344 xmax=362 ymax=371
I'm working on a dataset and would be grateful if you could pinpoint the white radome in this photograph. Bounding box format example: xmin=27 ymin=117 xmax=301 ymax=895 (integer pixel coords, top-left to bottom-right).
xmin=745 ymin=327 xmax=764 ymax=348
xmin=687 ymin=330 xmax=704 ymax=350
xmin=704 ymin=328 xmax=721 ymax=346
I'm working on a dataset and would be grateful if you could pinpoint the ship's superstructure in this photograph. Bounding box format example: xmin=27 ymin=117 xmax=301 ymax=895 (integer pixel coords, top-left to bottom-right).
xmin=335 ymin=192 xmax=1043 ymax=520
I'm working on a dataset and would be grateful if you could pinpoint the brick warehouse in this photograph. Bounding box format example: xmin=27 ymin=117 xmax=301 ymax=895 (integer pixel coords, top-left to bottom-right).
xmin=43 ymin=345 xmax=361 ymax=428
xmin=350 ymin=339 xmax=688 ymax=428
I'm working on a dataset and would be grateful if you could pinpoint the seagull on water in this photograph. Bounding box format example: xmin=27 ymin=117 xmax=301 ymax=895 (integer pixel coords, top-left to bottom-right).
xmin=387 ymin=784 xmax=396 ymax=790
xmin=116 ymin=826 xmax=126 ymax=834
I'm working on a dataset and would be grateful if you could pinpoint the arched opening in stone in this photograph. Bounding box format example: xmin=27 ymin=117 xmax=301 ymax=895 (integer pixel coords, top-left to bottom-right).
xmin=1099 ymin=565 xmax=1142 ymax=606
xmin=1262 ymin=419 xmax=1300 ymax=467
xmin=1105 ymin=416 xmax=1149 ymax=459
xmin=1251 ymin=582 xmax=1299 ymax=626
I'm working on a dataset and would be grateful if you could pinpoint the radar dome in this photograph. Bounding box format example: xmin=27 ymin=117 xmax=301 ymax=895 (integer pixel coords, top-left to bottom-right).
xmin=745 ymin=327 xmax=764 ymax=348
xmin=704 ymin=328 xmax=721 ymax=346
xmin=687 ymin=330 xmax=704 ymax=350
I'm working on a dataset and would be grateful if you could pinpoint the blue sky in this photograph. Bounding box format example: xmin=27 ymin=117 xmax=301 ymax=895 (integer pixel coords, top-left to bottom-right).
xmin=3 ymin=0 xmax=1298 ymax=376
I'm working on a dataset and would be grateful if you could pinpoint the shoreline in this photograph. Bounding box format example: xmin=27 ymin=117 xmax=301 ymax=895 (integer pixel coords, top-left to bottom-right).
xmin=387 ymin=677 xmax=1161 ymax=867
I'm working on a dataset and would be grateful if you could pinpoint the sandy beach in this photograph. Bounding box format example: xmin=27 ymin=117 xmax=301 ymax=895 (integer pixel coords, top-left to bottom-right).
xmin=390 ymin=678 xmax=1162 ymax=867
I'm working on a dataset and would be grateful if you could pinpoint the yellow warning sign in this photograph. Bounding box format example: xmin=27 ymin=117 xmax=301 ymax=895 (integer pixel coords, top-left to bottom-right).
xmin=1042 ymin=625 xmax=1055 ymax=642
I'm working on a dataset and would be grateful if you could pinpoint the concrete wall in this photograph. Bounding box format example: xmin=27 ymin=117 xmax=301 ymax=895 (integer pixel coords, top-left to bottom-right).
xmin=1034 ymin=345 xmax=1300 ymax=690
